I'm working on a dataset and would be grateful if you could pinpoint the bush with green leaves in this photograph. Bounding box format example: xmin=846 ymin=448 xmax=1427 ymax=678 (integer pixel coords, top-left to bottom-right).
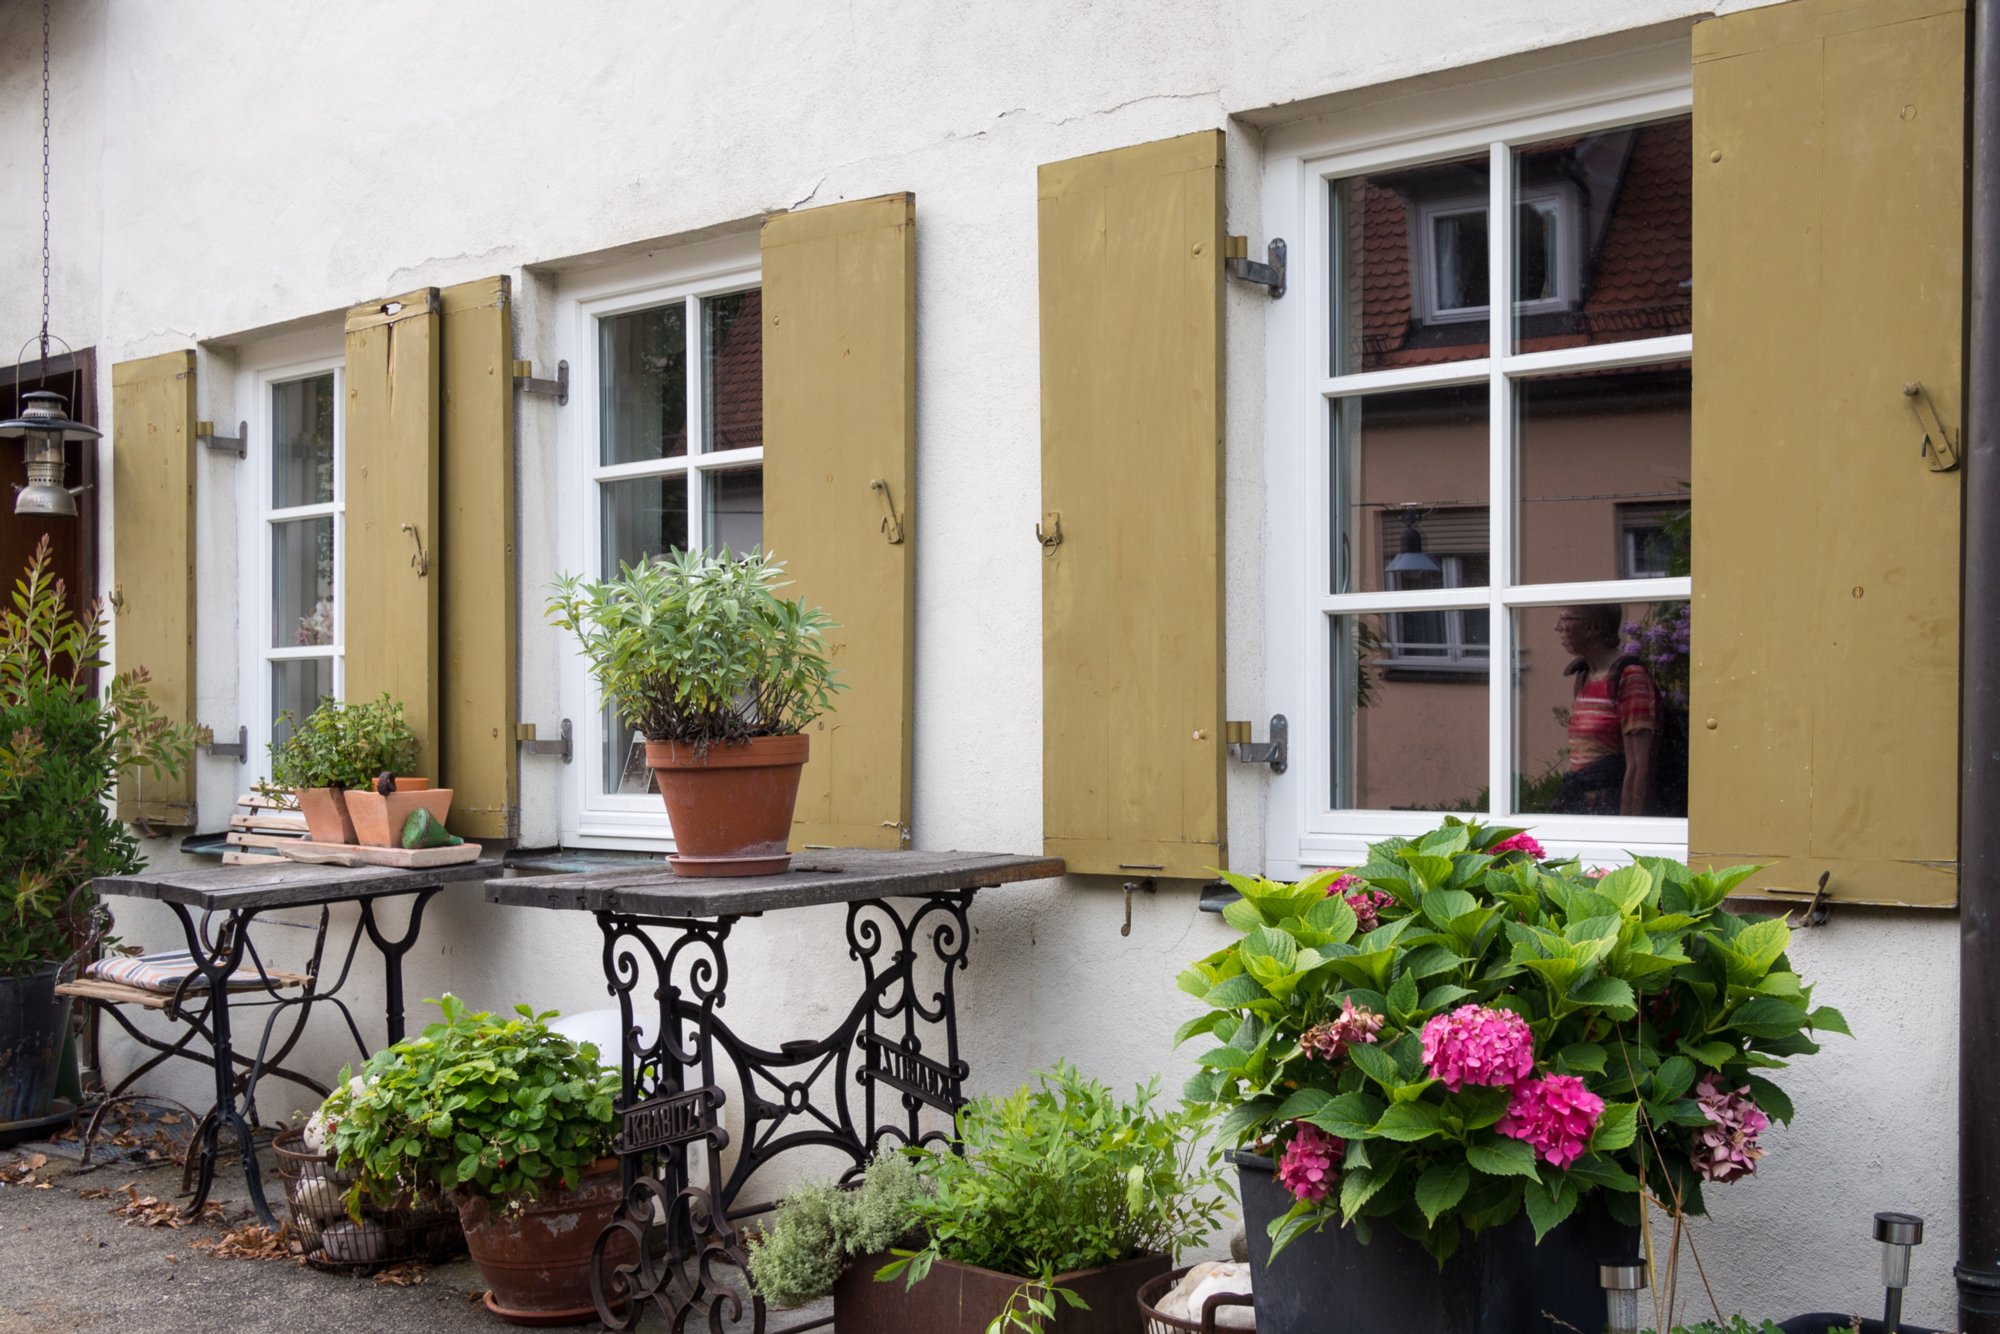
xmin=266 ymin=692 xmax=419 ymax=792
xmin=0 ymin=537 xmax=195 ymax=978
xmin=1177 ymin=819 xmax=1848 ymax=1268
xmin=547 ymin=548 xmax=841 ymax=749
xmin=880 ymin=1062 xmax=1230 ymax=1333
xmin=745 ymin=1153 xmax=929 ymax=1308
xmin=323 ymin=996 xmax=619 ymax=1213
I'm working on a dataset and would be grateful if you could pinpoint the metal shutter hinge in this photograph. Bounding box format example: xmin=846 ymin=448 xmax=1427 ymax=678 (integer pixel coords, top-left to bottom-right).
xmin=196 ymin=420 xmax=246 ymax=458
xmin=1226 ymin=715 xmax=1288 ymax=774
xmin=199 ymin=725 xmax=248 ymax=763
xmin=514 ymin=359 xmax=569 ymax=406
xmin=1225 ymin=236 xmax=1287 ymax=299
xmin=517 ymin=719 xmax=573 ymax=763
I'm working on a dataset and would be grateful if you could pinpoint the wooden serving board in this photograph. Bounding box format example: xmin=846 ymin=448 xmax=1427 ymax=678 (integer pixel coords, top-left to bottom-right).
xmin=275 ymin=841 xmax=484 ymax=869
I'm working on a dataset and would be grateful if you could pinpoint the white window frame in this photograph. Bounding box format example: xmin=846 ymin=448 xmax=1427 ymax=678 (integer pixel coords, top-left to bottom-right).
xmin=553 ymin=233 xmax=763 ymax=849
xmin=1261 ymin=75 xmax=1693 ymax=878
xmin=1415 ymin=187 xmax=1577 ymax=325
xmin=233 ymin=333 xmax=345 ymax=789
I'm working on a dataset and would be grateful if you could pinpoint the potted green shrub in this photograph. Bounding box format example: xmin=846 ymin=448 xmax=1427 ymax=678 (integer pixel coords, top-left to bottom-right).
xmin=1177 ymin=819 xmax=1850 ymax=1334
xmin=266 ymin=693 xmax=444 ymax=846
xmin=548 ymin=549 xmax=840 ymax=877
xmin=825 ymin=1063 xmax=1227 ymax=1333
xmin=323 ymin=995 xmax=629 ymax=1324
xmin=745 ymin=1152 xmax=930 ymax=1309
xmin=0 ymin=538 xmax=195 ymax=1124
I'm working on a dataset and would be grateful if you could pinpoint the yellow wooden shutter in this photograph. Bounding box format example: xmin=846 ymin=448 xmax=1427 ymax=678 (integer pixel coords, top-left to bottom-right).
xmin=1038 ymin=131 xmax=1226 ymax=879
xmin=1690 ymin=0 xmax=1964 ymax=906
xmin=439 ymin=277 xmax=516 ymax=840
xmin=110 ymin=350 xmax=197 ymax=827
xmin=343 ymin=289 xmax=442 ymax=776
xmin=762 ymin=194 xmax=916 ymax=849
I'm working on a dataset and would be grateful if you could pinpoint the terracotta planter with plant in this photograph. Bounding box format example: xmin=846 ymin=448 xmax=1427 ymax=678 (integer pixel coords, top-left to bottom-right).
xmin=0 ymin=538 xmax=195 ymax=1123
xmin=264 ymin=694 xmax=430 ymax=845
xmin=550 ymin=549 xmax=841 ymax=877
xmin=322 ymin=995 xmax=631 ymax=1325
xmin=747 ymin=1065 xmax=1225 ymax=1333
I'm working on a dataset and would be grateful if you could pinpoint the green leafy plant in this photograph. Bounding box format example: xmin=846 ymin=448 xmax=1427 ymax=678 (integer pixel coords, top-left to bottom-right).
xmin=0 ymin=537 xmax=195 ymax=978
xmin=265 ymin=692 xmax=419 ymax=793
xmin=745 ymin=1153 xmax=929 ymax=1308
xmin=1177 ymin=818 xmax=1847 ymax=1310
xmin=879 ymin=1062 xmax=1230 ymax=1334
xmin=323 ymin=995 xmax=619 ymax=1213
xmin=547 ymin=548 xmax=841 ymax=749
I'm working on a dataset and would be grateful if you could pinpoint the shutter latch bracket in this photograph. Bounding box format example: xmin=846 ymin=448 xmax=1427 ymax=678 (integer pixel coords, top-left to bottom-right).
xmin=1225 ymin=236 xmax=1287 ymax=299
xmin=1226 ymin=715 xmax=1289 ymax=775
xmin=197 ymin=420 xmax=246 ymax=459
xmin=1903 ymin=381 xmax=1960 ymax=472
xmin=870 ymin=478 xmax=905 ymax=544
xmin=513 ymin=359 xmax=569 ymax=406
xmin=199 ymin=725 xmax=248 ymax=764
xmin=517 ymin=719 xmax=574 ymax=764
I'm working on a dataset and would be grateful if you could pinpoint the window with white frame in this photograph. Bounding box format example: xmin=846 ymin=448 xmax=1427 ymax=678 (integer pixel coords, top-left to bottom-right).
xmin=262 ymin=366 xmax=342 ymax=749
xmin=1265 ymin=86 xmax=1694 ymax=869
xmin=556 ymin=241 xmax=764 ymax=846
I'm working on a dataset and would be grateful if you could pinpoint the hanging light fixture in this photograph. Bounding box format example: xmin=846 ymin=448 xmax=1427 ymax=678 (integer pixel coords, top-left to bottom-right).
xmin=0 ymin=0 xmax=97 ymax=518
xmin=1385 ymin=507 xmax=1443 ymax=577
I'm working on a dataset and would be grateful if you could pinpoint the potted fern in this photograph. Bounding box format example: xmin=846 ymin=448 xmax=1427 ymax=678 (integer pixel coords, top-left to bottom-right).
xmin=548 ymin=549 xmax=840 ymax=877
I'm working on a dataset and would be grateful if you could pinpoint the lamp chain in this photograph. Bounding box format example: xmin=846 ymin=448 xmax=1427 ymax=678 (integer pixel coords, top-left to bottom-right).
xmin=39 ymin=0 xmax=51 ymax=372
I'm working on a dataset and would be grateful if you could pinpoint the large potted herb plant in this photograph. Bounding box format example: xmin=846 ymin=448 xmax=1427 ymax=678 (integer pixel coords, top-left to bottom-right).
xmin=0 ymin=538 xmax=194 ymax=1123
xmin=266 ymin=693 xmax=441 ymax=846
xmin=548 ymin=549 xmax=840 ymax=876
xmin=324 ymin=996 xmax=631 ymax=1325
xmin=1177 ymin=820 xmax=1848 ymax=1334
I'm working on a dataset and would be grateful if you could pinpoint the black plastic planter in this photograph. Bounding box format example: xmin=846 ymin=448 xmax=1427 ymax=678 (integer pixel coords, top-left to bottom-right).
xmin=0 ymin=964 xmax=72 ymax=1123
xmin=1235 ymin=1151 xmax=1637 ymax=1334
xmin=1779 ymin=1317 xmax=1941 ymax=1334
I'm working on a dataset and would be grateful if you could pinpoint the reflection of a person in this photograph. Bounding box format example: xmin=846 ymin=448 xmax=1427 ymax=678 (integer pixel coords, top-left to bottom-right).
xmin=1554 ymin=605 xmax=1656 ymax=816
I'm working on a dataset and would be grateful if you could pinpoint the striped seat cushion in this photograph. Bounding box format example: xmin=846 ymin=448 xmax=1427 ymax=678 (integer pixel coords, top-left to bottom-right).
xmin=86 ymin=951 xmax=278 ymax=994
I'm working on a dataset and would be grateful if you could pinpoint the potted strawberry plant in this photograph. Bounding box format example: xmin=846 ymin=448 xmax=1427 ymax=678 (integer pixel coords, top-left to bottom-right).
xmin=548 ymin=549 xmax=840 ymax=876
xmin=1177 ymin=820 xmax=1850 ymax=1334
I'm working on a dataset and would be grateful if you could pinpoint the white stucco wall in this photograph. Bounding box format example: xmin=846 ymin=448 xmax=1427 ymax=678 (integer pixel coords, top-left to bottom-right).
xmin=0 ymin=0 xmax=1964 ymax=1326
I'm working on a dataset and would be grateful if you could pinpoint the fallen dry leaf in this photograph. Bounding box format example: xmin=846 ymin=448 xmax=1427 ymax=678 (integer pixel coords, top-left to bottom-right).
xmin=190 ymin=1222 xmax=301 ymax=1264
xmin=108 ymin=1182 xmax=220 ymax=1229
xmin=373 ymin=1262 xmax=430 ymax=1287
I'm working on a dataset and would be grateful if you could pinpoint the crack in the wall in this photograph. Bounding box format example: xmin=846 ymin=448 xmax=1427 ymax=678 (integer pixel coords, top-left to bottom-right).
xmin=1051 ymin=89 xmax=1222 ymax=127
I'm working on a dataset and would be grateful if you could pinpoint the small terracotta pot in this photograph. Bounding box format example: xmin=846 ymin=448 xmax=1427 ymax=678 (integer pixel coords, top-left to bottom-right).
xmin=343 ymin=783 xmax=454 ymax=848
xmin=645 ymin=734 xmax=809 ymax=877
xmin=457 ymin=1158 xmax=634 ymax=1326
xmin=294 ymin=787 xmax=358 ymax=845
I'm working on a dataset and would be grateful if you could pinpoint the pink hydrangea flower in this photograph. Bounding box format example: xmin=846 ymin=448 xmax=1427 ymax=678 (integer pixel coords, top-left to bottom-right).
xmin=1497 ymin=1073 xmax=1605 ymax=1170
xmin=1490 ymin=833 xmax=1546 ymax=860
xmin=1691 ymin=1075 xmax=1769 ymax=1184
xmin=1276 ymin=1122 xmax=1345 ymax=1203
xmin=1325 ymin=873 xmax=1360 ymax=896
xmin=1301 ymin=997 xmax=1384 ymax=1062
xmin=1420 ymin=1004 xmax=1536 ymax=1092
xmin=1345 ymin=888 xmax=1395 ymax=933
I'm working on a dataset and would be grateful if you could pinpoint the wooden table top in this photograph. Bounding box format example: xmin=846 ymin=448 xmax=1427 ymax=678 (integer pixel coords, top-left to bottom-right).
xmin=485 ymin=848 xmax=1064 ymax=918
xmin=92 ymin=859 xmax=500 ymax=911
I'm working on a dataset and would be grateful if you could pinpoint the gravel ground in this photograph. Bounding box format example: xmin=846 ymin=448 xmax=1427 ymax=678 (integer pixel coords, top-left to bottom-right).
xmin=0 ymin=1136 xmax=834 ymax=1333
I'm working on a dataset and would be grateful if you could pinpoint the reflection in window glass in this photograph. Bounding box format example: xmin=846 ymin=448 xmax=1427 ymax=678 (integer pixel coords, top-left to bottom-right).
xmin=1331 ymin=614 xmax=1489 ymax=813
xmin=1514 ymin=601 xmax=1689 ymax=818
xmin=600 ymin=475 xmax=689 ymax=575
xmin=272 ymin=373 xmax=335 ymax=508
xmin=600 ymin=303 xmax=688 ymax=465
xmin=1330 ymin=385 xmax=1487 ymax=595
xmin=702 ymin=291 xmax=762 ymax=454
xmin=1329 ymin=152 xmax=1490 ymax=374
xmin=271 ymin=516 xmax=334 ymax=648
xmin=272 ymin=658 xmax=333 ymax=748
xmin=705 ymin=467 xmax=763 ymax=556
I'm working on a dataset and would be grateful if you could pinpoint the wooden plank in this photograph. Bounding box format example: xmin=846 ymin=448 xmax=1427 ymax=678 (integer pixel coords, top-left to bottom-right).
xmin=1689 ymin=0 xmax=1965 ymax=906
xmin=276 ymin=840 xmax=484 ymax=869
xmin=439 ymin=277 xmax=518 ymax=841
xmin=110 ymin=350 xmax=198 ymax=827
xmin=1037 ymin=132 xmax=1226 ymax=880
xmin=342 ymin=288 xmax=442 ymax=776
xmin=92 ymin=858 xmax=494 ymax=910
xmin=228 ymin=812 xmax=308 ymax=831
xmin=762 ymin=194 xmax=917 ymax=851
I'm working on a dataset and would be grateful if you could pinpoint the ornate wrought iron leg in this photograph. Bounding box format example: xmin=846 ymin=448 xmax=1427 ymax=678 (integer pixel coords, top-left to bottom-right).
xmin=358 ymin=885 xmax=439 ymax=1045
xmin=850 ymin=892 xmax=973 ymax=1152
xmin=167 ymin=903 xmax=276 ymax=1226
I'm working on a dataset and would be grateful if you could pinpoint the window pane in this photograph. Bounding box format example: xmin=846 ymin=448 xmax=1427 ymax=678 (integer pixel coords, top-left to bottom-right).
xmin=600 ymin=303 xmax=688 ymax=465
xmin=1330 ymin=152 xmax=1490 ymax=375
xmin=272 ymin=516 xmax=335 ymax=648
xmin=1515 ymin=601 xmax=1689 ymax=818
xmin=271 ymin=657 xmax=333 ymax=748
xmin=604 ymin=703 xmax=656 ymax=798
xmin=1515 ymin=362 xmax=1690 ymax=585
xmin=1330 ymin=384 xmax=1488 ymax=595
xmin=272 ymin=372 xmax=335 ymax=509
xmin=601 ymin=475 xmax=689 ymax=575
xmin=702 ymin=290 xmax=762 ymax=454
xmin=705 ymin=467 xmax=763 ymax=556
xmin=1512 ymin=117 xmax=1691 ymax=349
xmin=1332 ymin=614 xmax=1489 ymax=813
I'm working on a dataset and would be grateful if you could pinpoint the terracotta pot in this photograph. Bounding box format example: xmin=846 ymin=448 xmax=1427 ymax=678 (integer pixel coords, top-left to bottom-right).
xmin=343 ymin=783 xmax=454 ymax=848
xmin=645 ymin=734 xmax=809 ymax=877
xmin=456 ymin=1158 xmax=635 ymax=1325
xmin=834 ymin=1249 xmax=1171 ymax=1333
xmin=294 ymin=787 xmax=358 ymax=844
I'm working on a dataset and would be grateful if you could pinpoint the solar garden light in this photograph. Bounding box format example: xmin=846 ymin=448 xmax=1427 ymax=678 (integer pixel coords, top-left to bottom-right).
xmin=1599 ymin=1257 xmax=1648 ymax=1334
xmin=1875 ymin=1210 xmax=1924 ymax=1334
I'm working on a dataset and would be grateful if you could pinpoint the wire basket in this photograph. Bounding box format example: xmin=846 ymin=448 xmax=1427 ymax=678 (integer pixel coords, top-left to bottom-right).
xmin=272 ymin=1128 xmax=464 ymax=1271
xmin=1137 ymin=1265 xmax=1258 ymax=1334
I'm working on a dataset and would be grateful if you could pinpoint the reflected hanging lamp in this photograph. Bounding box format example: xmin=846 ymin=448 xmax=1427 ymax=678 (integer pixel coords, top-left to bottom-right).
xmin=1384 ymin=508 xmax=1442 ymax=577
xmin=0 ymin=0 xmax=98 ymax=518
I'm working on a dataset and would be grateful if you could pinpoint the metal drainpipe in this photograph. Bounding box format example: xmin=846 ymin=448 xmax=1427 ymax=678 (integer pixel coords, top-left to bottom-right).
xmin=1961 ymin=0 xmax=2000 ymax=1328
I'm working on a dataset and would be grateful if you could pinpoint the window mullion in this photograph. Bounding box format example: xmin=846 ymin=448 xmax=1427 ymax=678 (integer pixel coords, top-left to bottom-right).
xmin=684 ymin=295 xmax=704 ymax=553
xmin=1487 ymin=139 xmax=1515 ymax=820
